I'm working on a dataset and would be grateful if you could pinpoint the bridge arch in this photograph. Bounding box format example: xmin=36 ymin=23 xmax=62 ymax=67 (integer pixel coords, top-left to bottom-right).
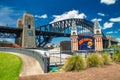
xmin=49 ymin=18 xmax=94 ymax=33
xmin=36 ymin=18 xmax=97 ymax=47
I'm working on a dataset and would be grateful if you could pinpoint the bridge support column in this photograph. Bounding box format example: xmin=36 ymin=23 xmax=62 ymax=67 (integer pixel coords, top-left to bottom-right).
xmin=15 ymin=33 xmax=22 ymax=46
xmin=21 ymin=13 xmax=36 ymax=48
xmin=15 ymin=19 xmax=23 ymax=46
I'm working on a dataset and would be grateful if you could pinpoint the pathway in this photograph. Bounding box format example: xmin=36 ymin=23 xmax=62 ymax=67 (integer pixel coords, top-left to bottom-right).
xmin=9 ymin=52 xmax=44 ymax=77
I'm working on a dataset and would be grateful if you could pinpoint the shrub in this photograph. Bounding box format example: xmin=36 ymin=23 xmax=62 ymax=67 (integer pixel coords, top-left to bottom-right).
xmin=113 ymin=50 xmax=120 ymax=63
xmin=102 ymin=52 xmax=111 ymax=65
xmin=86 ymin=53 xmax=103 ymax=67
xmin=63 ymin=54 xmax=86 ymax=72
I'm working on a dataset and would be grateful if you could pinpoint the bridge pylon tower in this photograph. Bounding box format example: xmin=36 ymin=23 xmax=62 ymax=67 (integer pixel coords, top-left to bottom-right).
xmin=15 ymin=18 xmax=23 ymax=46
xmin=16 ymin=13 xmax=36 ymax=48
xmin=94 ymin=20 xmax=103 ymax=51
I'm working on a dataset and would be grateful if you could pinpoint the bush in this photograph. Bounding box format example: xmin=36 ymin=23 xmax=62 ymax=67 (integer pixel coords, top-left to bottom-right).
xmin=102 ymin=52 xmax=111 ymax=65
xmin=63 ymin=54 xmax=86 ymax=72
xmin=87 ymin=53 xmax=103 ymax=67
xmin=113 ymin=50 xmax=120 ymax=63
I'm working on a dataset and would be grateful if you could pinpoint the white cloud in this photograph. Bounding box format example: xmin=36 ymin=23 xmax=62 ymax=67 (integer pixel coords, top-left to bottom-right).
xmin=41 ymin=14 xmax=47 ymax=18
xmin=35 ymin=14 xmax=47 ymax=19
xmin=102 ymin=22 xmax=114 ymax=29
xmin=106 ymin=31 xmax=113 ymax=34
xmin=100 ymin=0 xmax=116 ymax=5
xmin=0 ymin=6 xmax=16 ymax=26
xmin=51 ymin=10 xmax=86 ymax=23
xmin=91 ymin=18 xmax=102 ymax=22
xmin=0 ymin=6 xmax=23 ymax=27
xmin=97 ymin=13 xmax=105 ymax=16
xmin=109 ymin=17 xmax=120 ymax=22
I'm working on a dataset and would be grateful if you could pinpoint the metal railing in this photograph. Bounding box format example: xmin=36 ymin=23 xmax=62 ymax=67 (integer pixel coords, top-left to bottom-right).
xmin=47 ymin=50 xmax=70 ymax=66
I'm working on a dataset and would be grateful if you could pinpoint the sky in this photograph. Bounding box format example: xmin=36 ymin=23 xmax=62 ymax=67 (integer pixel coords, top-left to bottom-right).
xmin=0 ymin=0 xmax=120 ymax=44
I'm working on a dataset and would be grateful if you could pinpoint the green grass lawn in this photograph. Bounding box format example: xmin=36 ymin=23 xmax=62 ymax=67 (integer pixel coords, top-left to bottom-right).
xmin=0 ymin=52 xmax=22 ymax=80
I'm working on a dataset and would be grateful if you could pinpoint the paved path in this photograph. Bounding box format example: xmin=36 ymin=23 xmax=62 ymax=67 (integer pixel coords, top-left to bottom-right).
xmin=9 ymin=52 xmax=44 ymax=77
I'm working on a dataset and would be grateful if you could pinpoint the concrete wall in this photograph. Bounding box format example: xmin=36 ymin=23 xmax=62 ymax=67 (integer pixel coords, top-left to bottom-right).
xmin=0 ymin=48 xmax=49 ymax=73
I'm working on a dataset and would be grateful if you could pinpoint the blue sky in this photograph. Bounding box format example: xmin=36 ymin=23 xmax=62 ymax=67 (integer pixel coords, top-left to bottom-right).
xmin=0 ymin=0 xmax=120 ymax=44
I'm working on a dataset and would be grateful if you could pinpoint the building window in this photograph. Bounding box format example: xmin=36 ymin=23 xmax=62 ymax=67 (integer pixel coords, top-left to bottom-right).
xmin=28 ymin=30 xmax=33 ymax=36
xmin=28 ymin=25 xmax=31 ymax=29
xmin=96 ymin=30 xmax=100 ymax=34
xmin=72 ymin=32 xmax=76 ymax=35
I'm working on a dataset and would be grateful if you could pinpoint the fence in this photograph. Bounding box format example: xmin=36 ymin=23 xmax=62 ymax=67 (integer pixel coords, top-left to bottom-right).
xmin=48 ymin=48 xmax=119 ymax=66
xmin=47 ymin=50 xmax=71 ymax=66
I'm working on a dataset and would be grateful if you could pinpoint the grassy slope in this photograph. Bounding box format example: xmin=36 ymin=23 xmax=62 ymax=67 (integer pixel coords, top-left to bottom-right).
xmin=0 ymin=52 xmax=22 ymax=80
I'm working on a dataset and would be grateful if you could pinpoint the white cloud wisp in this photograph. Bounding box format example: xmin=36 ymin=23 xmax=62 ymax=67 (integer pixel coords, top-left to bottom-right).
xmin=97 ymin=13 xmax=105 ymax=16
xmin=106 ymin=31 xmax=113 ymax=34
xmin=109 ymin=17 xmax=120 ymax=22
xmin=91 ymin=18 xmax=102 ymax=22
xmin=102 ymin=22 xmax=114 ymax=29
xmin=100 ymin=0 xmax=116 ymax=5
xmin=35 ymin=14 xmax=48 ymax=19
xmin=51 ymin=10 xmax=86 ymax=23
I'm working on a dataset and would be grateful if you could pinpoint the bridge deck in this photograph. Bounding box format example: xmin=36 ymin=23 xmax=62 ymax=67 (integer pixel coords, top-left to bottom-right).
xmin=0 ymin=26 xmax=22 ymax=34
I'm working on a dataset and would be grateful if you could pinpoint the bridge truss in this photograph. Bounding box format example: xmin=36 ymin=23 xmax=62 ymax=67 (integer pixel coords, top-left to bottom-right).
xmin=36 ymin=18 xmax=99 ymax=47
xmin=0 ymin=18 xmax=112 ymax=48
xmin=0 ymin=26 xmax=22 ymax=38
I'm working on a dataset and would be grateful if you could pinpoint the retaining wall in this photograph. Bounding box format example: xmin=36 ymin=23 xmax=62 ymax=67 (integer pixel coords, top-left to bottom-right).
xmin=0 ymin=48 xmax=49 ymax=73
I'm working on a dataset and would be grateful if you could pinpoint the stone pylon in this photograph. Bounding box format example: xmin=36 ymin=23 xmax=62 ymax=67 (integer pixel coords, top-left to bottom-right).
xmin=16 ymin=13 xmax=36 ymax=48
xmin=22 ymin=13 xmax=36 ymax=48
xmin=15 ymin=18 xmax=22 ymax=46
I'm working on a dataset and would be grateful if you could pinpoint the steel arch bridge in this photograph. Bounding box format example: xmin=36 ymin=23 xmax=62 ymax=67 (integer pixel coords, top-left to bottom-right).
xmin=0 ymin=18 xmax=117 ymax=48
xmin=36 ymin=18 xmax=107 ymax=46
